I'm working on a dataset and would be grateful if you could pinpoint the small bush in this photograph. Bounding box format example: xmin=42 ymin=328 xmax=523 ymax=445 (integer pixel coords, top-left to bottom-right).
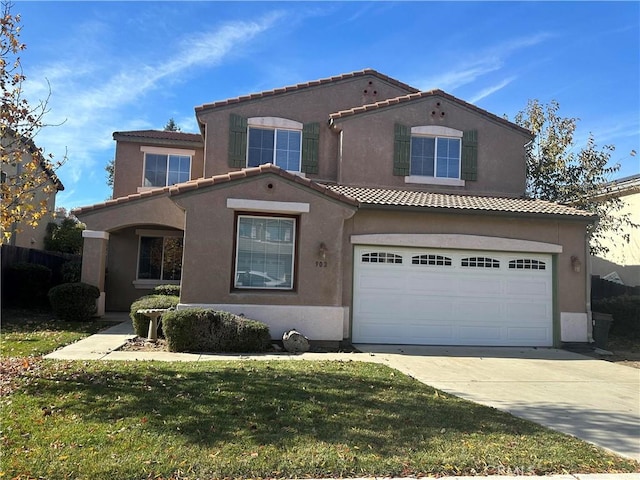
xmin=7 ymin=263 xmax=52 ymax=307
xmin=61 ymin=260 xmax=82 ymax=283
xmin=592 ymin=295 xmax=640 ymax=337
xmin=129 ymin=294 xmax=180 ymax=337
xmin=153 ymin=284 xmax=180 ymax=296
xmin=48 ymin=282 xmax=100 ymax=321
xmin=162 ymin=308 xmax=271 ymax=353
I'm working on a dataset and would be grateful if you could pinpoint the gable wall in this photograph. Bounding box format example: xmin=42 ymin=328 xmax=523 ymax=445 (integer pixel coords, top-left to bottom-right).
xmin=196 ymin=75 xmax=414 ymax=183
xmin=112 ymin=140 xmax=205 ymax=199
xmin=174 ymin=176 xmax=356 ymax=307
xmin=334 ymin=96 xmax=530 ymax=196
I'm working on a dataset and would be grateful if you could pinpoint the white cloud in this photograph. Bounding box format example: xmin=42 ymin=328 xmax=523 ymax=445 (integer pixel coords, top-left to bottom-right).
xmin=415 ymin=33 xmax=554 ymax=92
xmin=20 ymin=10 xmax=285 ymax=209
xmin=469 ymin=76 xmax=517 ymax=104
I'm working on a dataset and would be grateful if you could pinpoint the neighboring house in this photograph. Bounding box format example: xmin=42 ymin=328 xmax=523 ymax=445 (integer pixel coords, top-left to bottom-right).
xmin=1 ymin=134 xmax=64 ymax=250
xmin=74 ymin=69 xmax=597 ymax=347
xmin=590 ymin=174 xmax=640 ymax=287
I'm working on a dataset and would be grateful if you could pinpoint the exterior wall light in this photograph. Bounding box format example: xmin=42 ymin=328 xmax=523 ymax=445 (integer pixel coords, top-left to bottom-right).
xmin=318 ymin=242 xmax=328 ymax=260
xmin=571 ymin=255 xmax=582 ymax=273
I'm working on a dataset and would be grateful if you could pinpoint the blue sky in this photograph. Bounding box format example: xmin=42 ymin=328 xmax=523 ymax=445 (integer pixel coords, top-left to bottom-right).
xmin=15 ymin=1 xmax=640 ymax=212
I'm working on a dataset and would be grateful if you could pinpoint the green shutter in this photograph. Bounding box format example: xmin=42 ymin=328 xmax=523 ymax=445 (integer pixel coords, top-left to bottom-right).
xmin=301 ymin=122 xmax=320 ymax=174
xmin=461 ymin=130 xmax=478 ymax=181
xmin=228 ymin=113 xmax=247 ymax=168
xmin=393 ymin=123 xmax=411 ymax=176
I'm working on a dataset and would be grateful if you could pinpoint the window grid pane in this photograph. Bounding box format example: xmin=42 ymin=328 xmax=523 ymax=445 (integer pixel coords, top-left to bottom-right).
xmin=435 ymin=138 xmax=461 ymax=179
xmin=362 ymin=252 xmax=403 ymax=264
xmin=275 ymin=130 xmax=301 ymax=171
xmin=138 ymin=237 xmax=164 ymax=279
xmin=509 ymin=259 xmax=546 ymax=270
xmin=410 ymin=137 xmax=435 ymax=176
xmin=167 ymin=155 xmax=191 ymax=185
xmin=144 ymin=154 xmax=168 ymax=187
xmin=248 ymin=128 xmax=275 ymax=167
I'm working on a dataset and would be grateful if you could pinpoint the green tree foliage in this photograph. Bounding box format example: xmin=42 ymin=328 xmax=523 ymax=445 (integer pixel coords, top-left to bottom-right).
xmin=44 ymin=216 xmax=84 ymax=254
xmin=515 ymin=99 xmax=637 ymax=256
xmin=164 ymin=118 xmax=181 ymax=132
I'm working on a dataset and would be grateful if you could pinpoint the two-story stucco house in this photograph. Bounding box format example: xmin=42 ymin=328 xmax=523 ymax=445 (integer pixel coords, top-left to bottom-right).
xmin=74 ymin=69 xmax=596 ymax=347
xmin=1 ymin=132 xmax=65 ymax=250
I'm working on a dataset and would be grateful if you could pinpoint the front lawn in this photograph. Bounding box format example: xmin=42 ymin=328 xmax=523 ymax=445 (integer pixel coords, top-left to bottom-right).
xmin=1 ymin=359 xmax=638 ymax=480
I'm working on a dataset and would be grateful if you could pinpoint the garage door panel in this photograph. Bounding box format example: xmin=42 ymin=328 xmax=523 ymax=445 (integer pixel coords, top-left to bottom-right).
xmin=353 ymin=246 xmax=553 ymax=346
xmin=505 ymin=279 xmax=550 ymax=296
xmin=455 ymin=300 xmax=503 ymax=319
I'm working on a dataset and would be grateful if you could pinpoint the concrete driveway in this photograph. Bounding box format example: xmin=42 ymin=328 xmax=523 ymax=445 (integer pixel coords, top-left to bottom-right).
xmin=356 ymin=345 xmax=640 ymax=462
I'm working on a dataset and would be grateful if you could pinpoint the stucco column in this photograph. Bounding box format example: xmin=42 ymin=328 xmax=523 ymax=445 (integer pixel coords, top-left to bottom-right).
xmin=81 ymin=230 xmax=110 ymax=316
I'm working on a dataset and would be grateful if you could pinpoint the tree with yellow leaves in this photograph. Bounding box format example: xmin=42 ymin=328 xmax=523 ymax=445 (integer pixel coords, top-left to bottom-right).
xmin=1 ymin=1 xmax=64 ymax=243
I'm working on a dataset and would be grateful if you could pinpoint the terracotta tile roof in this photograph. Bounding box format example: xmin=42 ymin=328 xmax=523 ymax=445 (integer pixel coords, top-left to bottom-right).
xmin=72 ymin=165 xmax=359 ymax=215
xmin=323 ymin=184 xmax=597 ymax=219
xmin=112 ymin=130 xmax=203 ymax=143
xmin=328 ymin=90 xmax=532 ymax=136
xmin=195 ymin=69 xmax=420 ymax=113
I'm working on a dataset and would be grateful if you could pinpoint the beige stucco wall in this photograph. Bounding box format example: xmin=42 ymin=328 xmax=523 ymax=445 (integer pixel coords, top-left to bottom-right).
xmin=77 ymin=195 xmax=186 ymax=311
xmin=596 ymin=191 xmax=640 ymax=267
xmin=2 ymin=157 xmax=59 ymax=250
xmin=342 ymin=209 xmax=591 ymax=317
xmin=332 ymin=96 xmax=530 ymax=197
xmin=174 ymin=174 xmax=356 ymax=308
xmin=196 ymin=74 xmax=414 ymax=183
xmin=112 ymin=141 xmax=205 ymax=199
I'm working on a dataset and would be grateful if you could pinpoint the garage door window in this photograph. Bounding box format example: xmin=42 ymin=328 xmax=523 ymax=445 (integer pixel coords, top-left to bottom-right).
xmin=461 ymin=257 xmax=500 ymax=268
xmin=361 ymin=252 xmax=403 ymax=264
xmin=412 ymin=254 xmax=452 ymax=266
xmin=509 ymin=259 xmax=546 ymax=270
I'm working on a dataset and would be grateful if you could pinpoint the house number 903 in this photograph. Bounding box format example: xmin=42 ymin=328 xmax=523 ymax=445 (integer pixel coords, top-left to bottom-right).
xmin=315 ymin=261 xmax=328 ymax=268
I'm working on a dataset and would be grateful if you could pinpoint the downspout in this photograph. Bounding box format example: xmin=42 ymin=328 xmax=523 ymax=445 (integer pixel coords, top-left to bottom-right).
xmin=586 ymin=229 xmax=593 ymax=343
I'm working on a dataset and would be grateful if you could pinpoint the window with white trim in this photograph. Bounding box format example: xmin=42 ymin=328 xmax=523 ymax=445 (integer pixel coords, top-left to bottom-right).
xmin=248 ymin=127 xmax=302 ymax=172
xmin=142 ymin=147 xmax=192 ymax=188
xmin=137 ymin=234 xmax=183 ymax=281
xmin=234 ymin=215 xmax=295 ymax=290
xmin=411 ymin=135 xmax=461 ymax=179
xmin=361 ymin=252 xmax=403 ymax=264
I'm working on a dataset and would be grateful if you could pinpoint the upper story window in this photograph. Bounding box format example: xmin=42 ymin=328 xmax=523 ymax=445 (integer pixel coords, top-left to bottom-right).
xmin=394 ymin=124 xmax=477 ymax=186
xmin=140 ymin=146 xmax=193 ymax=188
xmin=248 ymin=121 xmax=302 ymax=172
xmin=228 ymin=114 xmax=319 ymax=175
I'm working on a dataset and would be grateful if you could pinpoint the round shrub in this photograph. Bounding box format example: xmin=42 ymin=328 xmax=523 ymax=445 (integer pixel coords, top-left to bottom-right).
xmin=162 ymin=308 xmax=271 ymax=353
xmin=130 ymin=294 xmax=180 ymax=337
xmin=7 ymin=262 xmax=52 ymax=307
xmin=48 ymin=282 xmax=100 ymax=321
xmin=152 ymin=284 xmax=181 ymax=297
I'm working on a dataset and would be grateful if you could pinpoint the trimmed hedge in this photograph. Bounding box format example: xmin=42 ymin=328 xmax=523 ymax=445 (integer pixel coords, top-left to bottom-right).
xmin=129 ymin=294 xmax=180 ymax=337
xmin=592 ymin=295 xmax=640 ymax=337
xmin=162 ymin=308 xmax=271 ymax=353
xmin=7 ymin=262 xmax=52 ymax=307
xmin=48 ymin=282 xmax=100 ymax=321
xmin=153 ymin=284 xmax=181 ymax=296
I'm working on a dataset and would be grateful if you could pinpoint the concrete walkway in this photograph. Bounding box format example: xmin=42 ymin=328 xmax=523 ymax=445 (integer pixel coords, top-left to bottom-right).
xmin=45 ymin=316 xmax=640 ymax=463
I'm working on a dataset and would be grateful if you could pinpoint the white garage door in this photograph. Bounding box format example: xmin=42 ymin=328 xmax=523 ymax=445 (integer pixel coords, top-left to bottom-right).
xmin=352 ymin=246 xmax=553 ymax=346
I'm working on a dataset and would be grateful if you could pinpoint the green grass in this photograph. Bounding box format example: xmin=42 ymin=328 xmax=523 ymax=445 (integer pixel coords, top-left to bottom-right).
xmin=1 ymin=309 xmax=638 ymax=479
xmin=1 ymin=308 xmax=116 ymax=358
xmin=1 ymin=360 xmax=638 ymax=479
